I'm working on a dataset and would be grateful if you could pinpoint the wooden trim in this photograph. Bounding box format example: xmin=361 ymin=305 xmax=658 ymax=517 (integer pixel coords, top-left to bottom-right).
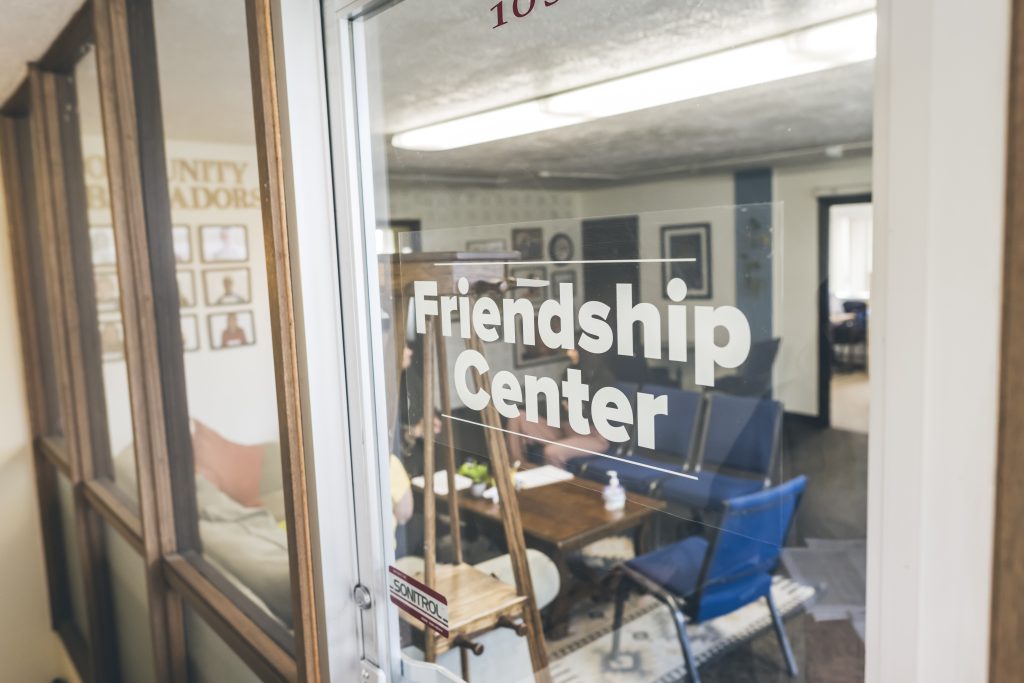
xmin=83 ymin=478 xmax=145 ymax=554
xmin=40 ymin=434 xmax=73 ymax=478
xmin=35 ymin=2 xmax=95 ymax=73
xmin=245 ymin=0 xmax=320 ymax=680
xmin=164 ymin=554 xmax=297 ymax=683
xmin=93 ymin=0 xmax=193 ymax=679
xmin=33 ymin=446 xmax=74 ymax=630
xmin=991 ymin=0 xmax=1024 ymax=678
xmin=31 ymin=63 xmax=124 ymax=683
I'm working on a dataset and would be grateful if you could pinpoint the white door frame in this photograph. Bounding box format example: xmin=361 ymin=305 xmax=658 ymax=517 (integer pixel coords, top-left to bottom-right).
xmin=270 ymin=0 xmax=1013 ymax=680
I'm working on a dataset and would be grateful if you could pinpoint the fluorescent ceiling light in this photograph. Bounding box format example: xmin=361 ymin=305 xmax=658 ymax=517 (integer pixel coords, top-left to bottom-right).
xmin=392 ymin=11 xmax=876 ymax=152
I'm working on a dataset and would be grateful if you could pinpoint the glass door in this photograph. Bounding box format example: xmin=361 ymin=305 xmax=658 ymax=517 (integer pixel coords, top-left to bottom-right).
xmin=327 ymin=1 xmax=876 ymax=680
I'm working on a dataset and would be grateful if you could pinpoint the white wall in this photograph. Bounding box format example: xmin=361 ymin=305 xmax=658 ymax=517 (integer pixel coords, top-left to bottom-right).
xmin=0 ymin=151 xmax=79 ymax=683
xmin=867 ymin=0 xmax=1008 ymax=680
xmin=775 ymin=157 xmax=873 ymax=414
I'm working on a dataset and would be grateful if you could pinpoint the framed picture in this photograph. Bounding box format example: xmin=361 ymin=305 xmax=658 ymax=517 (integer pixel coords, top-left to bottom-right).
xmin=173 ymin=225 xmax=192 ymax=263
xmin=200 ymin=225 xmax=249 ymax=263
xmin=466 ymin=238 xmax=507 ymax=253
xmin=176 ymin=271 xmax=196 ymax=308
xmin=181 ymin=314 xmax=200 ymax=352
xmin=90 ymin=226 xmax=116 ymax=266
xmin=548 ymin=233 xmax=574 ymax=262
xmin=511 ymin=227 xmax=543 ymax=261
xmin=513 ymin=315 xmax=566 ymax=368
xmin=550 ymin=269 xmax=577 ymax=297
xmin=99 ymin=318 xmax=124 ymax=360
xmin=202 ymin=268 xmax=252 ymax=307
xmin=94 ymin=271 xmax=120 ymax=310
xmin=377 ymin=219 xmax=422 ymax=254
xmin=661 ymin=223 xmax=712 ymax=299
xmin=510 ymin=265 xmax=548 ymax=306
xmin=207 ymin=310 xmax=256 ymax=350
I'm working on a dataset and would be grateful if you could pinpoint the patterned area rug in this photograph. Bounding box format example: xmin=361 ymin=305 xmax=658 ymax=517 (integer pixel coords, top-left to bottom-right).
xmin=547 ymin=576 xmax=815 ymax=683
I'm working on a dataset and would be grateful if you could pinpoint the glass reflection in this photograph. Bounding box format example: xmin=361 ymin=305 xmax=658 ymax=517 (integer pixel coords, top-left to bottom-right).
xmin=362 ymin=1 xmax=872 ymax=681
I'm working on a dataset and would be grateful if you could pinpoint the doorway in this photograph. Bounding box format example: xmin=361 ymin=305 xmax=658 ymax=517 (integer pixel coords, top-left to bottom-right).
xmin=818 ymin=194 xmax=873 ymax=431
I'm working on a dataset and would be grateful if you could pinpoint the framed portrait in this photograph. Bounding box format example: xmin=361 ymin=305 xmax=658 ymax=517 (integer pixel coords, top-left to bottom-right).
xmin=90 ymin=226 xmax=116 ymax=266
xmin=510 ymin=265 xmax=548 ymax=306
xmin=661 ymin=223 xmax=712 ymax=299
xmin=548 ymin=233 xmax=574 ymax=262
xmin=99 ymin=318 xmax=124 ymax=360
xmin=203 ymin=268 xmax=252 ymax=307
xmin=176 ymin=271 xmax=196 ymax=309
xmin=513 ymin=315 xmax=566 ymax=368
xmin=181 ymin=315 xmax=200 ymax=352
xmin=94 ymin=271 xmax=120 ymax=310
xmin=511 ymin=227 xmax=543 ymax=261
xmin=377 ymin=219 xmax=422 ymax=254
xmin=173 ymin=225 xmax=192 ymax=263
xmin=207 ymin=310 xmax=256 ymax=350
xmin=200 ymin=224 xmax=249 ymax=263
xmin=550 ymin=269 xmax=577 ymax=297
xmin=466 ymin=238 xmax=507 ymax=253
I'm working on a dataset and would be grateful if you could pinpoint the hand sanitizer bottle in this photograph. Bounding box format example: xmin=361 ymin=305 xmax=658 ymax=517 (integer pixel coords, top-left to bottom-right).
xmin=603 ymin=470 xmax=626 ymax=512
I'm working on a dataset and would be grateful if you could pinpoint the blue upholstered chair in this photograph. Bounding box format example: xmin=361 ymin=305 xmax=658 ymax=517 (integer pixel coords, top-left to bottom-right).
xmin=575 ymin=388 xmax=705 ymax=494
xmin=654 ymin=393 xmax=783 ymax=510
xmin=564 ymin=382 xmax=641 ymax=474
xmin=608 ymin=475 xmax=808 ymax=683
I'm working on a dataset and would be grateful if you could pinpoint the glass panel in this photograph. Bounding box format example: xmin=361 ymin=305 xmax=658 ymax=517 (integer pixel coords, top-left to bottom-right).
xmin=11 ymin=115 xmax=64 ymax=437
xmin=152 ymin=0 xmax=293 ymax=633
xmin=357 ymin=2 xmax=873 ymax=681
xmin=185 ymin=606 xmax=261 ymax=683
xmin=74 ymin=45 xmax=138 ymax=507
xmin=56 ymin=473 xmax=89 ymax=643
xmin=103 ymin=521 xmax=159 ymax=683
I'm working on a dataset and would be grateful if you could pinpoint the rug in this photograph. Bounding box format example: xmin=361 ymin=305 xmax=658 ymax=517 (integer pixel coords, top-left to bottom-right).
xmin=547 ymin=576 xmax=815 ymax=683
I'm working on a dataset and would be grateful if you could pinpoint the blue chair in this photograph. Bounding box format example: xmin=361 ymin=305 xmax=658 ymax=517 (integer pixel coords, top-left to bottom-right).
xmin=654 ymin=393 xmax=782 ymax=510
xmin=608 ymin=476 xmax=808 ymax=683
xmin=577 ymin=388 xmax=705 ymax=494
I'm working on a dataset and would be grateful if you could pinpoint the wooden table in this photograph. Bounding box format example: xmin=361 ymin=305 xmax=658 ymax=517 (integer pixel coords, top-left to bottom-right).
xmin=421 ymin=473 xmax=666 ymax=638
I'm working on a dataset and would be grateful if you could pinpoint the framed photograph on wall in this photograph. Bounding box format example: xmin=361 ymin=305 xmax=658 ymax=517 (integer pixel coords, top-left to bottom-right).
xmin=181 ymin=315 xmax=200 ymax=352
xmin=511 ymin=227 xmax=543 ymax=260
xmin=510 ymin=265 xmax=548 ymax=306
xmin=466 ymin=238 xmax=507 ymax=253
xmin=173 ymin=225 xmax=192 ymax=263
xmin=90 ymin=226 xmax=116 ymax=266
xmin=661 ymin=223 xmax=712 ymax=299
xmin=200 ymin=224 xmax=249 ymax=263
xmin=203 ymin=268 xmax=252 ymax=306
xmin=176 ymin=271 xmax=196 ymax=309
xmin=94 ymin=271 xmax=120 ymax=310
xmin=207 ymin=310 xmax=256 ymax=350
xmin=550 ymin=269 xmax=577 ymax=297
xmin=99 ymin=318 xmax=125 ymax=360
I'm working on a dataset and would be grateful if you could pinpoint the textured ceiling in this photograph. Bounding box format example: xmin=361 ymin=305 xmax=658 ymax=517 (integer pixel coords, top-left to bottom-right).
xmin=0 ymin=0 xmax=84 ymax=104
xmin=2 ymin=0 xmax=876 ymax=183
xmin=369 ymin=0 xmax=876 ymax=185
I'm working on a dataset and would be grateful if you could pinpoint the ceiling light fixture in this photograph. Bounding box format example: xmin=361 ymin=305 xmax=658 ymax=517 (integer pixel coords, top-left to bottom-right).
xmin=392 ymin=11 xmax=876 ymax=152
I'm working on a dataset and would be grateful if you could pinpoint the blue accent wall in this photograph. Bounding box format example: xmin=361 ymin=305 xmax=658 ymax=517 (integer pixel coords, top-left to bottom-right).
xmin=734 ymin=168 xmax=773 ymax=343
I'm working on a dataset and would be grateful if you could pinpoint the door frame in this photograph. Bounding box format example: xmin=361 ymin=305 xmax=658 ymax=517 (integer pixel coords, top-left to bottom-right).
xmin=817 ymin=193 xmax=872 ymax=426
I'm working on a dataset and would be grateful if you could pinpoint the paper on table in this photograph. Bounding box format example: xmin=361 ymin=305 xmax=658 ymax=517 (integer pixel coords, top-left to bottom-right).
xmin=411 ymin=471 xmax=474 ymax=496
xmin=515 ymin=465 xmax=574 ymax=490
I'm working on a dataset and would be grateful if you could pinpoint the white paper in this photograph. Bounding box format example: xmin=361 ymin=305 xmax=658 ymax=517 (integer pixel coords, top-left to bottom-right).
xmin=411 ymin=471 xmax=474 ymax=496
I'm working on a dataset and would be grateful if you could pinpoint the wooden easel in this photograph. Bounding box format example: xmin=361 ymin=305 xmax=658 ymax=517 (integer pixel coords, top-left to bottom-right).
xmin=386 ymin=253 xmax=550 ymax=682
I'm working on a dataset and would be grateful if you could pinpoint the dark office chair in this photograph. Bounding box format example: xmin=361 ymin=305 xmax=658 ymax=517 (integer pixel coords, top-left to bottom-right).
xmin=607 ymin=475 xmax=808 ymax=683
xmin=653 ymin=393 xmax=783 ymax=510
xmin=576 ymin=388 xmax=705 ymax=494
xmin=714 ymin=337 xmax=780 ymax=397
xmin=833 ymin=301 xmax=868 ymax=369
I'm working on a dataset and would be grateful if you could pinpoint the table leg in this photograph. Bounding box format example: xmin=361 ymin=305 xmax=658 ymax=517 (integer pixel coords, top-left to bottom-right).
xmin=545 ymin=550 xmax=574 ymax=640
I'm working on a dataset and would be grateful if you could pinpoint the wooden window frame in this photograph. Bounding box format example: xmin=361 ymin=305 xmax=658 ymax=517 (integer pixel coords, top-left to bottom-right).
xmin=0 ymin=0 xmax=321 ymax=681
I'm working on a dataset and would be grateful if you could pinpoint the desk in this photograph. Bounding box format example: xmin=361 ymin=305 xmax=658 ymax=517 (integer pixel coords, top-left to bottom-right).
xmin=418 ymin=472 xmax=665 ymax=638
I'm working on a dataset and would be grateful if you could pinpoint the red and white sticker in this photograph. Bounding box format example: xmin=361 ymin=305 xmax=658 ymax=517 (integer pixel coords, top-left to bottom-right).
xmin=388 ymin=566 xmax=450 ymax=638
